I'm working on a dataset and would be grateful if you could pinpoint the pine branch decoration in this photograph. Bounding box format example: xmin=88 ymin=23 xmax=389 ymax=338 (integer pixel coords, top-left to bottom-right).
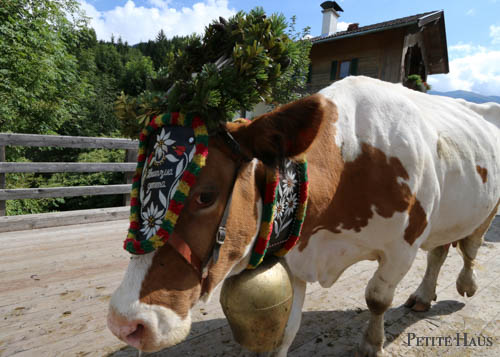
xmin=117 ymin=8 xmax=296 ymax=134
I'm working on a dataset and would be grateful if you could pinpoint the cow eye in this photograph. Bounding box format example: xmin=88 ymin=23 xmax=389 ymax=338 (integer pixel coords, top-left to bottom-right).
xmin=195 ymin=192 xmax=217 ymax=207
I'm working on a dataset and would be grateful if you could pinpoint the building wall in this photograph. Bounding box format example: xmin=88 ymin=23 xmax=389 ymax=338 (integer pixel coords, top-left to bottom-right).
xmin=308 ymin=28 xmax=406 ymax=93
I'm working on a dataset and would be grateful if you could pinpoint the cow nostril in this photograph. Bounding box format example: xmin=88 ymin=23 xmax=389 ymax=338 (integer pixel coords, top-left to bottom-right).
xmin=125 ymin=323 xmax=145 ymax=348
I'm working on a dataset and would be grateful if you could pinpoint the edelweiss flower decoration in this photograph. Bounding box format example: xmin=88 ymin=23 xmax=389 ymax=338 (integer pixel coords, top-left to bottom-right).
xmin=140 ymin=203 xmax=165 ymax=239
xmin=285 ymin=192 xmax=298 ymax=216
xmin=275 ymin=198 xmax=285 ymax=220
xmin=282 ymin=169 xmax=297 ymax=196
xmin=153 ymin=128 xmax=177 ymax=164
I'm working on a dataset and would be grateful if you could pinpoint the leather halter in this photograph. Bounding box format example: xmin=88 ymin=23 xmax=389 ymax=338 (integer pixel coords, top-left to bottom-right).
xmin=166 ymin=130 xmax=249 ymax=287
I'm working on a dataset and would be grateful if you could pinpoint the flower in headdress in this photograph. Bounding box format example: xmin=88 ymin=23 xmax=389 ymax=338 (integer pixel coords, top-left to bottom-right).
xmin=282 ymin=170 xmax=297 ymax=196
xmin=140 ymin=203 xmax=165 ymax=239
xmin=275 ymin=197 xmax=286 ymax=220
xmin=154 ymin=128 xmax=176 ymax=163
xmin=285 ymin=192 xmax=298 ymax=216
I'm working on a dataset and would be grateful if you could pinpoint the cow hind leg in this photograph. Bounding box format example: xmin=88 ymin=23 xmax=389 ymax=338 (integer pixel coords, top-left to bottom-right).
xmin=357 ymin=249 xmax=416 ymax=357
xmin=404 ymin=245 xmax=449 ymax=312
xmin=456 ymin=201 xmax=499 ymax=297
xmin=456 ymin=236 xmax=480 ymax=298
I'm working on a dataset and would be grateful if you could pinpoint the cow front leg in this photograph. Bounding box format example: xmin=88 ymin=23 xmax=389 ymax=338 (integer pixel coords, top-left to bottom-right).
xmin=357 ymin=250 xmax=416 ymax=357
xmin=404 ymin=245 xmax=449 ymax=311
xmin=270 ymin=276 xmax=307 ymax=357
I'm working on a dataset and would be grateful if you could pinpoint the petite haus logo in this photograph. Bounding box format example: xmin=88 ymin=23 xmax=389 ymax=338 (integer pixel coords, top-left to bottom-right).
xmin=406 ymin=332 xmax=493 ymax=347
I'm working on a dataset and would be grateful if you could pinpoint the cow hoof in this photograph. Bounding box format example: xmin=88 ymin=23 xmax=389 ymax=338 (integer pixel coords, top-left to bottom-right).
xmin=456 ymin=269 xmax=477 ymax=297
xmin=404 ymin=294 xmax=433 ymax=312
xmin=355 ymin=344 xmax=388 ymax=357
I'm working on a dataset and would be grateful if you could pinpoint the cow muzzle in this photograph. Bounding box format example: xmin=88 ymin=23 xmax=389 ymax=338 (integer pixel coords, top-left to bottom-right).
xmin=107 ymin=304 xmax=191 ymax=352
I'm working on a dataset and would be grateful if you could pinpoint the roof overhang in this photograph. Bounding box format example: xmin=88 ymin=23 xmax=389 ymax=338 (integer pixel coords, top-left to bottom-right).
xmin=419 ymin=12 xmax=449 ymax=74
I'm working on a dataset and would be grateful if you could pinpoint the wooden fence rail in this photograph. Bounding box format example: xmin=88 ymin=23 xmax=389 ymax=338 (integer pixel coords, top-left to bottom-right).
xmin=0 ymin=133 xmax=138 ymax=225
xmin=0 ymin=162 xmax=136 ymax=173
xmin=0 ymin=133 xmax=138 ymax=149
xmin=0 ymin=184 xmax=132 ymax=200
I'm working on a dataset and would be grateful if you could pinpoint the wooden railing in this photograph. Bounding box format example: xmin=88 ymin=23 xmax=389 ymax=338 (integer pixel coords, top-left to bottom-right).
xmin=0 ymin=133 xmax=138 ymax=231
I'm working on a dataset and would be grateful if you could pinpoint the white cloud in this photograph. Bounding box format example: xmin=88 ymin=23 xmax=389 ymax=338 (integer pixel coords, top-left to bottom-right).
xmin=428 ymin=44 xmax=500 ymax=96
xmin=148 ymin=0 xmax=171 ymax=9
xmin=490 ymin=25 xmax=500 ymax=44
xmin=448 ymin=43 xmax=487 ymax=59
xmin=79 ymin=0 xmax=236 ymax=44
xmin=338 ymin=21 xmax=350 ymax=32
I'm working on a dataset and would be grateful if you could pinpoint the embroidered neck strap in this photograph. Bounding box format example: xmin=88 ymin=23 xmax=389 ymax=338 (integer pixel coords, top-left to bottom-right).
xmin=247 ymin=157 xmax=309 ymax=269
xmin=124 ymin=113 xmax=209 ymax=254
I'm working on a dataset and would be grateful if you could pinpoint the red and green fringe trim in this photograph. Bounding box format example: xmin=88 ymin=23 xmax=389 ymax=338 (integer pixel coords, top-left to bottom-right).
xmin=247 ymin=157 xmax=309 ymax=269
xmin=124 ymin=113 xmax=208 ymax=254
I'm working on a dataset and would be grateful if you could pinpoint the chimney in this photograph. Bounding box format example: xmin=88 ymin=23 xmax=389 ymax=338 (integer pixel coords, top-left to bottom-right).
xmin=347 ymin=23 xmax=359 ymax=31
xmin=321 ymin=1 xmax=344 ymax=36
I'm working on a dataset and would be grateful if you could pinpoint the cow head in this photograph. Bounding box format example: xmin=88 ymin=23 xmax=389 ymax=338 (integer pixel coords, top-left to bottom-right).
xmin=107 ymin=94 xmax=330 ymax=352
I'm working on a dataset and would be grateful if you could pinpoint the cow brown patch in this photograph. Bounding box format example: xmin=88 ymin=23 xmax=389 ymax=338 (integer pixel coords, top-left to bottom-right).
xmin=299 ymin=141 xmax=427 ymax=250
xmin=476 ymin=165 xmax=488 ymax=183
xmin=405 ymin=195 xmax=428 ymax=245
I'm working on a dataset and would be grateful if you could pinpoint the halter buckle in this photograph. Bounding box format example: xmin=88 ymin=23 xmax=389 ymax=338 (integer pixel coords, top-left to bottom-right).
xmin=216 ymin=226 xmax=226 ymax=245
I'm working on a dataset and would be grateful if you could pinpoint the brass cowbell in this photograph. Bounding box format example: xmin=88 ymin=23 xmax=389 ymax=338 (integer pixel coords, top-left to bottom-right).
xmin=220 ymin=258 xmax=294 ymax=353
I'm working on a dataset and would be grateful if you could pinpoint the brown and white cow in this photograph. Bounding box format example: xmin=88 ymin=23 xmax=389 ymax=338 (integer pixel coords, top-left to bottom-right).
xmin=107 ymin=76 xmax=500 ymax=356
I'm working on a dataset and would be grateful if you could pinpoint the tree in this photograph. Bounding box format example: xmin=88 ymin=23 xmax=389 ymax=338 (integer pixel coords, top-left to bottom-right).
xmin=271 ymin=16 xmax=312 ymax=104
xmin=0 ymin=0 xmax=89 ymax=134
xmin=120 ymin=54 xmax=155 ymax=96
xmin=0 ymin=0 xmax=132 ymax=215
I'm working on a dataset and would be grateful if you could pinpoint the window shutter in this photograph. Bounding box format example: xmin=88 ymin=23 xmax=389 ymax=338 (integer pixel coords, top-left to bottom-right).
xmin=330 ymin=60 xmax=338 ymax=80
xmin=350 ymin=58 xmax=359 ymax=75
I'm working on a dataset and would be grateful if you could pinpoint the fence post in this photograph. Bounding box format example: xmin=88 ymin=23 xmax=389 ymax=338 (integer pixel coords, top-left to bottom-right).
xmin=123 ymin=148 xmax=137 ymax=206
xmin=0 ymin=145 xmax=5 ymax=216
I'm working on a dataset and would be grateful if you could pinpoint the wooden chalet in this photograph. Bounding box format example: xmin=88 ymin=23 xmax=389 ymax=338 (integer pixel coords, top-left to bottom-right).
xmin=307 ymin=1 xmax=449 ymax=93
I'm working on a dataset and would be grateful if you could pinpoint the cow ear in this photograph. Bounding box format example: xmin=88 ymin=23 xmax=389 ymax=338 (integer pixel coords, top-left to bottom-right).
xmin=228 ymin=94 xmax=331 ymax=166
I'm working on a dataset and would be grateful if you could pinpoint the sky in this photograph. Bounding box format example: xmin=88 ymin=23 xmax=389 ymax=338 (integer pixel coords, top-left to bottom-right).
xmin=79 ymin=0 xmax=500 ymax=96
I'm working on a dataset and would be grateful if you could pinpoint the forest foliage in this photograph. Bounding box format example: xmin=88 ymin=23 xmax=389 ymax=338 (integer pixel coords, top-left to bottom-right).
xmin=0 ymin=0 xmax=311 ymax=215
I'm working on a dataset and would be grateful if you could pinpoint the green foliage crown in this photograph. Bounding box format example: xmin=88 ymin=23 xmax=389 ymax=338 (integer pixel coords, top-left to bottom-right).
xmin=116 ymin=8 xmax=302 ymax=134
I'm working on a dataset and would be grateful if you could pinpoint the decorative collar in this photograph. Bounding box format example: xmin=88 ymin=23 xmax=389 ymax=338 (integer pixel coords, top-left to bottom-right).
xmin=247 ymin=157 xmax=309 ymax=269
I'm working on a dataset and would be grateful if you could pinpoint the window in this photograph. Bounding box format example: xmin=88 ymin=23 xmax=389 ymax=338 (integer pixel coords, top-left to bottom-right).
xmin=339 ymin=61 xmax=350 ymax=79
xmin=330 ymin=61 xmax=338 ymax=80
xmin=337 ymin=58 xmax=359 ymax=79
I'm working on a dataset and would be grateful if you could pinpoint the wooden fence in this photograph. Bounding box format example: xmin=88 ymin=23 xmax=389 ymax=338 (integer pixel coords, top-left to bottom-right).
xmin=0 ymin=133 xmax=138 ymax=232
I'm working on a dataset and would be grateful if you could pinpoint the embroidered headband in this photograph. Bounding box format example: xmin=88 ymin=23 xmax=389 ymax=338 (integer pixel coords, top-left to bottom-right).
xmin=124 ymin=113 xmax=208 ymax=254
